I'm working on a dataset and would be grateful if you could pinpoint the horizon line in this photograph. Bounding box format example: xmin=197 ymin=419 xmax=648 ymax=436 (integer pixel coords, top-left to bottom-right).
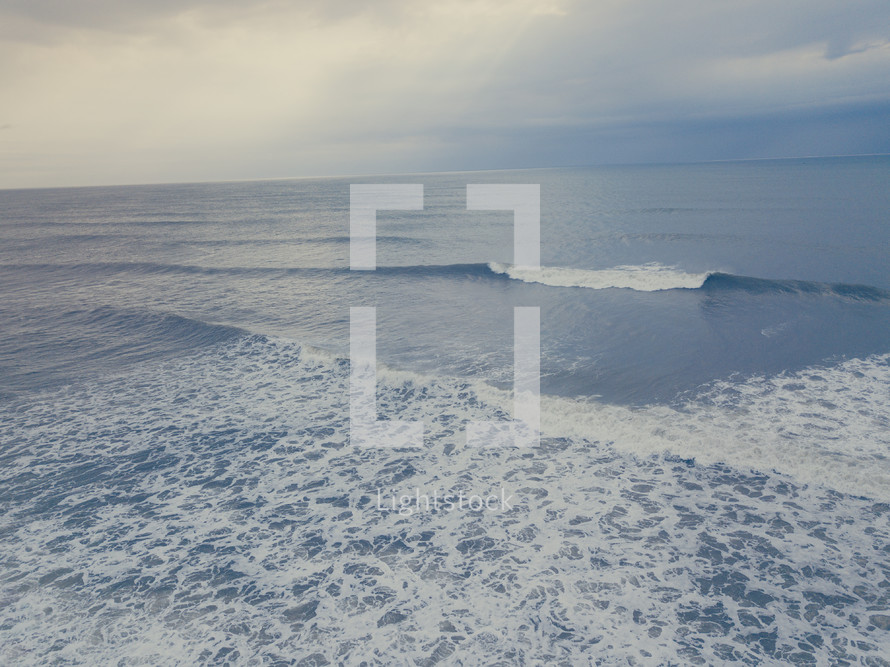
xmin=2 ymin=152 xmax=889 ymax=192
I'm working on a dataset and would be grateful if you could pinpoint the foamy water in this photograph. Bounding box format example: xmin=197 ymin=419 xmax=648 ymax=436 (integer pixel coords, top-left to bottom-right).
xmin=489 ymin=261 xmax=711 ymax=291
xmin=1 ymin=337 xmax=889 ymax=664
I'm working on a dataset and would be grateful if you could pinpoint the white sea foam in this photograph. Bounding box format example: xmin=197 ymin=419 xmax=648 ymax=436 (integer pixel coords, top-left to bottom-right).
xmin=2 ymin=338 xmax=889 ymax=664
xmin=456 ymin=351 xmax=890 ymax=500
xmin=488 ymin=261 xmax=711 ymax=291
xmin=529 ymin=353 xmax=890 ymax=500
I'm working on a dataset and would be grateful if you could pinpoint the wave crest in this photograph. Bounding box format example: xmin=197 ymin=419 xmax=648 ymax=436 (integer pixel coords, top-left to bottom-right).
xmin=488 ymin=262 xmax=711 ymax=291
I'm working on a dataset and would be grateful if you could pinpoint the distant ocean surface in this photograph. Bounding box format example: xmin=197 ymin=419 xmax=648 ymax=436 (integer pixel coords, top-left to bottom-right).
xmin=1 ymin=158 xmax=889 ymax=664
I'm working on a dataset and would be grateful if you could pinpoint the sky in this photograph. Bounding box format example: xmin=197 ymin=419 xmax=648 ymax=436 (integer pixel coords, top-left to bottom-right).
xmin=1 ymin=0 xmax=889 ymax=188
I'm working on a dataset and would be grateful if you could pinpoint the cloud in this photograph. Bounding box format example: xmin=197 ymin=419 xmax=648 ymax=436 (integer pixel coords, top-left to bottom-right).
xmin=0 ymin=0 xmax=888 ymax=187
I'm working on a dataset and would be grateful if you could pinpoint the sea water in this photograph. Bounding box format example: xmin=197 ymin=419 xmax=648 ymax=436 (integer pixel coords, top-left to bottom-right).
xmin=1 ymin=157 xmax=889 ymax=663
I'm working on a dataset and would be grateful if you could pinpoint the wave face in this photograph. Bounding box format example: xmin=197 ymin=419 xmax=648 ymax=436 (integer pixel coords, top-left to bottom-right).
xmin=0 ymin=306 xmax=245 ymax=394
xmin=2 ymin=336 xmax=890 ymax=665
xmin=489 ymin=261 xmax=712 ymax=291
xmin=701 ymin=272 xmax=890 ymax=301
xmin=68 ymin=305 xmax=246 ymax=345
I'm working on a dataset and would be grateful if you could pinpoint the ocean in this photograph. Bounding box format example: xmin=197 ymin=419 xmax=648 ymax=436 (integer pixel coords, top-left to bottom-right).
xmin=1 ymin=157 xmax=889 ymax=664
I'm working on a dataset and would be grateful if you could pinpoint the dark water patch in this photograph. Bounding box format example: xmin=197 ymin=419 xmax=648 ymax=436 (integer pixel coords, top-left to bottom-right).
xmin=701 ymin=273 xmax=890 ymax=302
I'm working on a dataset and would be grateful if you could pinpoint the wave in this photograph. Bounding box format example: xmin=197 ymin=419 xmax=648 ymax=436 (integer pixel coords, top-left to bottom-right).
xmin=302 ymin=338 xmax=890 ymax=501
xmin=0 ymin=306 xmax=246 ymax=394
xmin=5 ymin=305 xmax=247 ymax=355
xmin=67 ymin=305 xmax=247 ymax=347
xmin=532 ymin=353 xmax=890 ymax=501
xmin=4 ymin=260 xmax=889 ymax=300
xmin=489 ymin=261 xmax=710 ymax=291
xmin=7 ymin=322 xmax=889 ymax=500
xmin=59 ymin=326 xmax=890 ymax=499
xmin=701 ymin=272 xmax=890 ymax=301
xmin=491 ymin=263 xmax=890 ymax=299
xmin=329 ymin=345 xmax=890 ymax=501
xmin=111 ymin=329 xmax=890 ymax=502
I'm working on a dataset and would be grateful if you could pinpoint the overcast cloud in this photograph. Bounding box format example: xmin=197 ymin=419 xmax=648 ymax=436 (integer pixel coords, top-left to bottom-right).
xmin=1 ymin=0 xmax=889 ymax=187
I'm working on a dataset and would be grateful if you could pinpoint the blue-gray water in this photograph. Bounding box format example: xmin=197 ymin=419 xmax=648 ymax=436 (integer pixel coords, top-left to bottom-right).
xmin=1 ymin=158 xmax=889 ymax=664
